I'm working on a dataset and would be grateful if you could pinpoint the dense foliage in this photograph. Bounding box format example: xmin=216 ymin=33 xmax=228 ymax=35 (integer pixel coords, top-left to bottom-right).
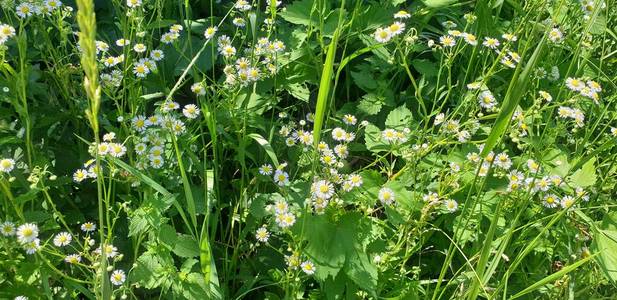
xmin=0 ymin=0 xmax=616 ymax=299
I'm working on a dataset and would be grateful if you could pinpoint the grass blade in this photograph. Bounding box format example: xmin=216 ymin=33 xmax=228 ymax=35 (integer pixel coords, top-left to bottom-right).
xmin=480 ymin=32 xmax=546 ymax=157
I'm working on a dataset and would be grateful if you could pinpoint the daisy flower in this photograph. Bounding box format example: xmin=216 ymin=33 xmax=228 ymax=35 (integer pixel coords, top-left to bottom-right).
xmin=439 ymin=35 xmax=456 ymax=47
xmin=378 ymin=187 xmax=395 ymax=205
xmin=462 ymin=33 xmax=478 ymax=46
xmin=565 ymin=77 xmax=585 ymax=91
xmin=374 ymin=28 xmax=392 ymax=43
xmin=394 ymin=10 xmax=411 ymax=19
xmin=301 ymin=261 xmax=316 ymax=275
xmin=343 ymin=114 xmax=357 ymax=125
xmin=331 ymin=128 xmax=347 ymax=141
xmin=255 ymin=226 xmax=270 ymax=243
xmin=16 ymin=3 xmax=34 ymax=18
xmin=150 ymin=156 xmax=164 ymax=169
xmin=132 ymin=62 xmax=150 ymax=78
xmin=560 ymin=195 xmax=575 ymax=209
xmin=110 ymin=270 xmax=126 ymax=286
xmin=444 ymin=199 xmax=458 ymax=212
xmin=65 ymin=254 xmax=82 ymax=264
xmin=182 ymin=104 xmax=200 ymax=119
xmin=538 ymin=91 xmax=552 ymax=102
xmin=259 ymin=164 xmax=273 ymax=176
xmin=548 ymin=28 xmax=564 ymax=43
xmin=543 ymin=194 xmax=559 ymax=208
xmin=478 ymin=90 xmax=497 ymax=110
xmin=133 ymin=43 xmax=146 ymax=53
xmin=0 ymin=158 xmax=15 ymax=173
xmin=23 ymin=239 xmax=41 ymax=254
xmin=204 ymin=26 xmax=217 ymax=39
xmin=116 ymin=38 xmax=130 ymax=47
xmin=233 ymin=18 xmax=246 ymax=27
xmin=313 ymin=180 xmax=334 ymax=199
xmin=73 ymin=169 xmax=89 ymax=183
xmin=81 ymin=222 xmax=96 ymax=232
xmin=1 ymin=221 xmax=15 ymax=236
xmin=273 ymin=170 xmax=289 ymax=186
xmin=16 ymin=223 xmax=39 ymax=243
xmin=389 ymin=22 xmax=405 ymax=36
xmin=501 ymin=33 xmax=517 ymax=41
xmin=150 ymin=49 xmax=164 ymax=61
xmin=53 ymin=232 xmax=72 ymax=247
xmin=126 ymin=0 xmax=141 ymax=7
xmin=482 ymin=37 xmax=500 ymax=49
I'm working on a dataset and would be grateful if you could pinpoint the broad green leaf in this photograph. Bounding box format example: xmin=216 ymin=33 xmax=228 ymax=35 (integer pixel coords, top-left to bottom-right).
xmin=411 ymin=59 xmax=438 ymax=78
xmin=279 ymin=0 xmax=314 ymax=25
xmin=422 ymin=0 xmax=457 ymax=8
xmin=285 ymin=82 xmax=310 ymax=102
xmin=592 ymin=212 xmax=617 ymax=283
xmin=174 ymin=235 xmax=200 ymax=258
xmin=364 ymin=123 xmax=390 ymax=153
xmin=568 ymin=157 xmax=596 ymax=188
xmin=385 ymin=106 xmax=413 ymax=130
xmin=358 ymin=94 xmax=386 ymax=115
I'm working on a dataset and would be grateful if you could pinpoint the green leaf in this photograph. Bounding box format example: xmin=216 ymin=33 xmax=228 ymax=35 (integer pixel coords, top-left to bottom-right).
xmin=247 ymin=133 xmax=279 ymax=167
xmin=299 ymin=212 xmax=377 ymax=294
xmin=411 ymin=59 xmax=438 ymax=78
xmin=351 ymin=68 xmax=378 ymax=91
xmin=174 ymin=235 xmax=200 ymax=258
xmin=279 ymin=0 xmax=314 ymax=25
xmin=358 ymin=94 xmax=386 ymax=115
xmin=385 ymin=106 xmax=413 ymax=130
xmin=568 ymin=157 xmax=596 ymax=188
xmin=285 ymin=82 xmax=310 ymax=102
xmin=364 ymin=123 xmax=390 ymax=153
xmin=592 ymin=212 xmax=617 ymax=283
xmin=422 ymin=0 xmax=457 ymax=8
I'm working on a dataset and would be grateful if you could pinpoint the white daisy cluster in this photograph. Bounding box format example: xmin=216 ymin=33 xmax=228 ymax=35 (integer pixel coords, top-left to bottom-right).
xmin=4 ymin=222 xmax=42 ymax=254
xmin=283 ymin=251 xmax=315 ymax=275
xmin=557 ymin=106 xmax=585 ymax=128
xmin=16 ymin=0 xmax=63 ymax=18
xmin=381 ymin=128 xmax=409 ymax=144
xmin=373 ymin=10 xmax=409 ymax=43
xmin=565 ymin=77 xmax=601 ymax=103
xmin=465 ymin=144 xmax=590 ymax=210
xmin=435 ymin=116 xmax=477 ymax=143
xmin=219 ymin=37 xmax=286 ymax=88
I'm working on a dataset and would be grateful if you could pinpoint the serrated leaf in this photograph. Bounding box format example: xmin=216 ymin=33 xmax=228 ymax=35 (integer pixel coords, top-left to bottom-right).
xmin=364 ymin=123 xmax=390 ymax=153
xmin=358 ymin=94 xmax=385 ymax=115
xmin=385 ymin=106 xmax=413 ymax=130
xmin=173 ymin=235 xmax=200 ymax=258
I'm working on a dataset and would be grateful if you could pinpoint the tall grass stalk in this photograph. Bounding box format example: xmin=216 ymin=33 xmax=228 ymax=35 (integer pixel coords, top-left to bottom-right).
xmin=75 ymin=0 xmax=109 ymax=298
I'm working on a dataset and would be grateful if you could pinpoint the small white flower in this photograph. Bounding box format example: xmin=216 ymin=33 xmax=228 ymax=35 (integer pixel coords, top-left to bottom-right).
xmin=110 ymin=269 xmax=126 ymax=285
xmin=65 ymin=254 xmax=82 ymax=264
xmin=182 ymin=104 xmax=201 ymax=119
xmin=273 ymin=170 xmax=289 ymax=186
xmin=378 ymin=187 xmax=395 ymax=205
xmin=53 ymin=232 xmax=72 ymax=247
xmin=1 ymin=221 xmax=15 ymax=236
xmin=0 ymin=158 xmax=15 ymax=173
xmin=255 ymin=226 xmax=270 ymax=243
xmin=204 ymin=26 xmax=217 ymax=39
xmin=301 ymin=261 xmax=316 ymax=275
xmin=81 ymin=222 xmax=96 ymax=232
xmin=16 ymin=223 xmax=39 ymax=243
xmin=444 ymin=199 xmax=458 ymax=212
xmin=374 ymin=27 xmax=392 ymax=43
xmin=126 ymin=0 xmax=141 ymax=8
